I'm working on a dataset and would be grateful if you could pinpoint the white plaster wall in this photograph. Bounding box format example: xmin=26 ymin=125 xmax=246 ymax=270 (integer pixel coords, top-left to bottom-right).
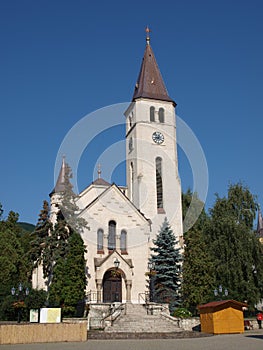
xmin=125 ymin=98 xmax=183 ymax=241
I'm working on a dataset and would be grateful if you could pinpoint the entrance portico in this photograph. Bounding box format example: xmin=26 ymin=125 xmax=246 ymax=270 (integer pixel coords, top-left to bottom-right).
xmin=94 ymin=251 xmax=133 ymax=303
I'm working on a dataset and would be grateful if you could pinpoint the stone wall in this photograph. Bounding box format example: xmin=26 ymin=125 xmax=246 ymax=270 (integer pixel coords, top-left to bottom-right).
xmin=87 ymin=304 xmax=112 ymax=330
xmin=178 ymin=317 xmax=201 ymax=331
xmin=0 ymin=322 xmax=87 ymax=345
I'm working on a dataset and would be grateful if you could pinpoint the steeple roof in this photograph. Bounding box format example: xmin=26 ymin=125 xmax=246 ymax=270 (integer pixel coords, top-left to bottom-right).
xmin=132 ymin=30 xmax=175 ymax=105
xmin=49 ymin=156 xmax=67 ymax=196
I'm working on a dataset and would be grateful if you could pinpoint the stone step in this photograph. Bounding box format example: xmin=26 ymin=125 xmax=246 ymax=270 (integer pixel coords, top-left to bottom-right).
xmin=88 ymin=330 xmax=211 ymax=340
xmin=105 ymin=305 xmax=180 ymax=333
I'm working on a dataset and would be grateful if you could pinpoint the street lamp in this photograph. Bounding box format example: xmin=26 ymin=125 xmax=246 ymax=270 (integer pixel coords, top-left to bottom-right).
xmin=114 ymin=258 xmax=120 ymax=269
xmin=214 ymin=285 xmax=228 ymax=300
xmin=148 ymin=261 xmax=155 ymax=302
xmin=11 ymin=283 xmax=29 ymax=323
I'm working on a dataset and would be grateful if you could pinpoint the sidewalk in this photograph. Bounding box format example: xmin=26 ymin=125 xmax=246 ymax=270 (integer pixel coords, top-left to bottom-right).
xmin=0 ymin=329 xmax=262 ymax=350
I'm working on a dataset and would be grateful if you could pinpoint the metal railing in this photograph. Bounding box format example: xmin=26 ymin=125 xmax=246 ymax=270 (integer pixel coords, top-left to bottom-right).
xmin=138 ymin=292 xmax=150 ymax=304
xmin=100 ymin=302 xmax=125 ymax=328
xmin=86 ymin=290 xmax=98 ymax=303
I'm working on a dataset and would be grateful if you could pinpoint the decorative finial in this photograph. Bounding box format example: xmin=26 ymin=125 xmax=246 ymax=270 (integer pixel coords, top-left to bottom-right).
xmin=145 ymin=26 xmax=151 ymax=45
xmin=97 ymin=164 xmax=101 ymax=179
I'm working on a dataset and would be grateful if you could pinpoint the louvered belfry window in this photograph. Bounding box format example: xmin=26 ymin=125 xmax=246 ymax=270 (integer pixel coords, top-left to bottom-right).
xmin=158 ymin=107 xmax=165 ymax=123
xmin=150 ymin=106 xmax=155 ymax=122
xmin=156 ymin=157 xmax=163 ymax=209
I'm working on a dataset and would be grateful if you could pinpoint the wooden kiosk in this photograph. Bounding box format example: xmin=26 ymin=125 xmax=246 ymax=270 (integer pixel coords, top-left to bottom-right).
xmin=198 ymin=300 xmax=247 ymax=334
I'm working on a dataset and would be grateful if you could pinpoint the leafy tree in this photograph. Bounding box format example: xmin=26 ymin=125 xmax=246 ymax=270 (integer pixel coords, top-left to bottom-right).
xmin=181 ymin=190 xmax=215 ymax=313
xmin=149 ymin=217 xmax=182 ymax=312
xmin=26 ymin=288 xmax=47 ymax=310
xmin=0 ymin=224 xmax=32 ymax=320
xmin=0 ymin=209 xmax=32 ymax=293
xmin=0 ymin=229 xmax=23 ymax=294
xmin=206 ymin=183 xmax=263 ymax=307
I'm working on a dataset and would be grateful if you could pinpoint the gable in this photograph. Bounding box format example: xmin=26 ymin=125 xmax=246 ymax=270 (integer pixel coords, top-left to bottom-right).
xmin=79 ymin=183 xmax=149 ymax=226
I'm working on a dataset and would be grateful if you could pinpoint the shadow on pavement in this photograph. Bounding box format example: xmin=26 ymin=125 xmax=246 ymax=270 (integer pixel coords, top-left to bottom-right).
xmin=246 ymin=335 xmax=263 ymax=340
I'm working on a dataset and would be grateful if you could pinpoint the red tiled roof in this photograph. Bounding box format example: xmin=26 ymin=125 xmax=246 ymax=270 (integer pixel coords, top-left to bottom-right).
xmin=198 ymin=299 xmax=247 ymax=310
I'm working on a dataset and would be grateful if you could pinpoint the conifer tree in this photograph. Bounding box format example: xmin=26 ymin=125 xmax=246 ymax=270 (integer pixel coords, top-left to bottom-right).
xmin=59 ymin=162 xmax=87 ymax=234
xmin=30 ymin=200 xmax=52 ymax=268
xmin=149 ymin=217 xmax=182 ymax=312
xmin=44 ymin=161 xmax=88 ymax=312
xmin=49 ymin=231 xmax=87 ymax=315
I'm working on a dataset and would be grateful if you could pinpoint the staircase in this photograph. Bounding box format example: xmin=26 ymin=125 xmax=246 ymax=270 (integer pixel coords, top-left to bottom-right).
xmin=104 ymin=303 xmax=180 ymax=333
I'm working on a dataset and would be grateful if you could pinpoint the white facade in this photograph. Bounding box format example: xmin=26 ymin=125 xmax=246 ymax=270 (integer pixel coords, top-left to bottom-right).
xmin=33 ymin=36 xmax=183 ymax=304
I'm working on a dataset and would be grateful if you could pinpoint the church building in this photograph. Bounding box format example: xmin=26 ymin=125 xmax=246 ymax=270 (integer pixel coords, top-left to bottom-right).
xmin=32 ymin=30 xmax=183 ymax=304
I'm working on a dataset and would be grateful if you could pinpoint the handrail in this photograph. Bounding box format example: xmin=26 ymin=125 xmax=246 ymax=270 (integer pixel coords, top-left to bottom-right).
xmin=138 ymin=292 xmax=150 ymax=304
xmin=86 ymin=290 xmax=97 ymax=303
xmin=100 ymin=302 xmax=125 ymax=328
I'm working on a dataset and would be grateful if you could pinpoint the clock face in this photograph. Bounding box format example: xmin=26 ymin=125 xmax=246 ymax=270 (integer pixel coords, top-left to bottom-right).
xmin=152 ymin=131 xmax=164 ymax=144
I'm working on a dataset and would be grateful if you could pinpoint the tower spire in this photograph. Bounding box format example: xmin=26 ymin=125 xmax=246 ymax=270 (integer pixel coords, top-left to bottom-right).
xmin=132 ymin=29 xmax=176 ymax=105
xmin=49 ymin=156 xmax=67 ymax=196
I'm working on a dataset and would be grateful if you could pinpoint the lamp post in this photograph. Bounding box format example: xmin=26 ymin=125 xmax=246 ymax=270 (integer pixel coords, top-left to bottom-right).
xmin=214 ymin=285 xmax=228 ymax=300
xmin=148 ymin=261 xmax=155 ymax=302
xmin=114 ymin=258 xmax=120 ymax=269
xmin=11 ymin=283 xmax=29 ymax=323
xmin=112 ymin=259 xmax=121 ymax=302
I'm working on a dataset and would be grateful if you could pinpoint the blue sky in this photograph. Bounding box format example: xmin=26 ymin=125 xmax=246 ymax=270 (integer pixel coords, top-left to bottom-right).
xmin=0 ymin=0 xmax=262 ymax=225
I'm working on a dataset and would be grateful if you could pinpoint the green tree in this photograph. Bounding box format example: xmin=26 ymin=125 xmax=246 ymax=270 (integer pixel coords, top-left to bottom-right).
xmin=0 ymin=210 xmax=31 ymax=292
xmin=206 ymin=183 xmax=263 ymax=307
xmin=0 ymin=229 xmax=23 ymax=294
xmin=181 ymin=190 xmax=215 ymax=313
xmin=0 ymin=202 xmax=3 ymax=220
xmin=42 ymin=161 xmax=88 ymax=313
xmin=49 ymin=231 xmax=87 ymax=316
xmin=59 ymin=162 xmax=87 ymax=234
xmin=30 ymin=200 xmax=52 ymax=268
xmin=149 ymin=217 xmax=182 ymax=313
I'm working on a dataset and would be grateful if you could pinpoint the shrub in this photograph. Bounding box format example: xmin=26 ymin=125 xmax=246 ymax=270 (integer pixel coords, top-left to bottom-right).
xmin=173 ymin=307 xmax=192 ymax=318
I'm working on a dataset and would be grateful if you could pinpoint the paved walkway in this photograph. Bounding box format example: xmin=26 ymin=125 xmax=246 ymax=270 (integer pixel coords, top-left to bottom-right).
xmin=1 ymin=330 xmax=262 ymax=350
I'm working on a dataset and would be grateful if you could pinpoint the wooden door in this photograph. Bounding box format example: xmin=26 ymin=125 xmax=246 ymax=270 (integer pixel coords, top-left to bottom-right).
xmin=103 ymin=270 xmax=122 ymax=303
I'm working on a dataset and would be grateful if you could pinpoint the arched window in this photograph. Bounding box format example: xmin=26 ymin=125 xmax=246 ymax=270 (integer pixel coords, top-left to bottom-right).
xmin=158 ymin=108 xmax=165 ymax=123
xmin=150 ymin=106 xmax=155 ymax=122
xmin=97 ymin=229 xmax=104 ymax=253
xmin=120 ymin=230 xmax=127 ymax=254
xmin=108 ymin=220 xmax=116 ymax=251
xmin=156 ymin=157 xmax=163 ymax=211
xmin=129 ymin=116 xmax=132 ymax=127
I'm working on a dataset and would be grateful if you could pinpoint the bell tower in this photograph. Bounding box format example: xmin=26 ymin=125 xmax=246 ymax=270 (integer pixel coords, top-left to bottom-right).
xmin=125 ymin=29 xmax=183 ymax=239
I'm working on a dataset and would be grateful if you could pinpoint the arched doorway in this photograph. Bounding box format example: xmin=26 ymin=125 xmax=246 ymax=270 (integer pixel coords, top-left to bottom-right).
xmin=103 ymin=270 xmax=122 ymax=303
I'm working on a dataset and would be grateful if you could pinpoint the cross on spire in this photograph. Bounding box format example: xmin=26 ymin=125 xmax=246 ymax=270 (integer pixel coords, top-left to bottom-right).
xmin=146 ymin=26 xmax=151 ymax=44
xmin=97 ymin=164 xmax=101 ymax=179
